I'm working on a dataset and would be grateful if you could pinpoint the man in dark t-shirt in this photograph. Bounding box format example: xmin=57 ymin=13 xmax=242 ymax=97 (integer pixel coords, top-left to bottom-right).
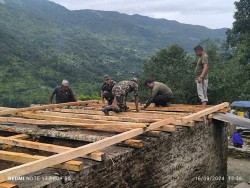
xmin=50 ymin=80 xmax=77 ymax=104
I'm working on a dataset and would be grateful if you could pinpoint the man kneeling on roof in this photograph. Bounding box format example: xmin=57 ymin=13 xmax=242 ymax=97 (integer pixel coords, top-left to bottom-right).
xmin=102 ymin=78 xmax=139 ymax=116
xmin=141 ymin=79 xmax=173 ymax=110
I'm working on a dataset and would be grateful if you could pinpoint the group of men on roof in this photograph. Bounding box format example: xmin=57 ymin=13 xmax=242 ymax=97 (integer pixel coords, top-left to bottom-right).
xmin=50 ymin=44 xmax=209 ymax=115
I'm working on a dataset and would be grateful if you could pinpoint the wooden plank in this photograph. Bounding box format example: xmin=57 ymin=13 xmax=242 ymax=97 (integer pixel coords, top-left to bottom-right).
xmin=0 ymin=150 xmax=83 ymax=172
xmin=34 ymin=111 xmax=158 ymax=123
xmin=0 ymin=117 xmax=175 ymax=183
xmin=0 ymin=134 xmax=29 ymax=150
xmin=172 ymin=119 xmax=194 ymax=126
xmin=53 ymin=108 xmax=184 ymax=119
xmin=181 ymin=102 xmax=229 ymax=124
xmin=0 ymin=136 xmax=104 ymax=161
xmin=0 ymin=117 xmax=147 ymax=131
xmin=157 ymin=125 xmax=176 ymax=132
xmin=88 ymin=102 xmax=210 ymax=112
xmin=16 ymin=112 xmax=147 ymax=127
xmin=0 ymin=100 xmax=98 ymax=116
xmin=0 ymin=182 xmax=18 ymax=188
xmin=0 ymin=124 xmax=144 ymax=148
xmin=8 ymin=134 xmax=29 ymax=140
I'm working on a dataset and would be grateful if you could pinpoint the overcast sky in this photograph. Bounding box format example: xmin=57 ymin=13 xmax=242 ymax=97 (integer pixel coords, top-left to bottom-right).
xmin=50 ymin=0 xmax=236 ymax=29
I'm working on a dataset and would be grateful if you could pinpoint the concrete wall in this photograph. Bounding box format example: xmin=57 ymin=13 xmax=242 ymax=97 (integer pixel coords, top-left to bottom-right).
xmin=58 ymin=120 xmax=228 ymax=188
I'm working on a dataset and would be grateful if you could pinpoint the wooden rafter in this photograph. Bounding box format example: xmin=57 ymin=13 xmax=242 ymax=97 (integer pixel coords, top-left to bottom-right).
xmin=0 ymin=100 xmax=98 ymax=116
xmin=181 ymin=102 xmax=229 ymax=124
xmin=0 ymin=136 xmax=104 ymax=162
xmin=0 ymin=117 xmax=175 ymax=183
xmin=0 ymin=150 xmax=83 ymax=172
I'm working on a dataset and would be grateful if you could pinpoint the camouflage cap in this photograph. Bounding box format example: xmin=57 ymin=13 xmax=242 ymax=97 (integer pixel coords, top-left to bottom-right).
xmin=131 ymin=77 xmax=138 ymax=83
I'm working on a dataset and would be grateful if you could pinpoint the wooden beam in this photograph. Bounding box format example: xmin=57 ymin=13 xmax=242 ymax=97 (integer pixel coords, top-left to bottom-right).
xmin=8 ymin=134 xmax=29 ymax=140
xmin=171 ymin=119 xmax=194 ymax=126
xmin=0 ymin=100 xmax=98 ymax=116
xmin=0 ymin=150 xmax=83 ymax=172
xmin=181 ymin=102 xmax=229 ymax=124
xmin=0 ymin=136 xmax=105 ymax=161
xmin=0 ymin=182 xmax=18 ymax=188
xmin=16 ymin=112 xmax=147 ymax=127
xmin=0 ymin=117 xmax=175 ymax=183
xmin=34 ymin=111 xmax=159 ymax=123
xmin=53 ymin=108 xmax=183 ymax=119
xmin=0 ymin=117 xmax=147 ymax=132
xmin=0 ymin=134 xmax=29 ymax=151
xmin=157 ymin=125 xmax=176 ymax=132
xmin=0 ymin=124 xmax=144 ymax=148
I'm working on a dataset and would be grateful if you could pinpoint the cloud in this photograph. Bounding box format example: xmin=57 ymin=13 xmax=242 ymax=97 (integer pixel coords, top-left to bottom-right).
xmin=50 ymin=0 xmax=235 ymax=29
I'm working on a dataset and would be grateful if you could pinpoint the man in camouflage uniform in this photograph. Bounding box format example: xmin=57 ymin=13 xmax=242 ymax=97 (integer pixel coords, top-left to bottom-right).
xmin=102 ymin=78 xmax=139 ymax=115
xmin=101 ymin=75 xmax=116 ymax=106
xmin=194 ymin=45 xmax=209 ymax=109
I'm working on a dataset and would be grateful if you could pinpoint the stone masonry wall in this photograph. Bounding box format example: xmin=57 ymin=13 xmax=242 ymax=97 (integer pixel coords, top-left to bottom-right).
xmin=55 ymin=119 xmax=228 ymax=188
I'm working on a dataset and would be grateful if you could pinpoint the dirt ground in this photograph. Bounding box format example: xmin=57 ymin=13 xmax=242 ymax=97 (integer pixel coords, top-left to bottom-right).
xmin=227 ymin=157 xmax=250 ymax=188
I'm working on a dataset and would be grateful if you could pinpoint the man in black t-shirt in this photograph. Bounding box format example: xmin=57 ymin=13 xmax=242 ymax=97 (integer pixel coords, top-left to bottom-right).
xmin=50 ymin=80 xmax=77 ymax=104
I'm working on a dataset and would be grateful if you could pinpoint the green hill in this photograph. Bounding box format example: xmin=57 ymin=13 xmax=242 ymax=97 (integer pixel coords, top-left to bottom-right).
xmin=0 ymin=0 xmax=227 ymax=107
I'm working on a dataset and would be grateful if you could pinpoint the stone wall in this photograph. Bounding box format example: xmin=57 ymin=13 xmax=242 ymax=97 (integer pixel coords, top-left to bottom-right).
xmin=58 ymin=120 xmax=228 ymax=188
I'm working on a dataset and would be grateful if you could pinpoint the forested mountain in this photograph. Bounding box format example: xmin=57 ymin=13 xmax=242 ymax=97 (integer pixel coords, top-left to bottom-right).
xmin=0 ymin=0 xmax=227 ymax=106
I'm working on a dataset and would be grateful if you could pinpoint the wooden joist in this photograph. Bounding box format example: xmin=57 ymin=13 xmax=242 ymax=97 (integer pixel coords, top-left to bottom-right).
xmin=0 ymin=117 xmax=175 ymax=183
xmin=0 ymin=125 xmax=144 ymax=148
xmin=16 ymin=112 xmax=147 ymax=126
xmin=33 ymin=111 xmax=160 ymax=123
xmin=53 ymin=108 xmax=185 ymax=119
xmin=0 ymin=182 xmax=18 ymax=188
xmin=0 ymin=136 xmax=104 ymax=161
xmin=158 ymin=125 xmax=176 ymax=132
xmin=0 ymin=117 xmax=147 ymax=132
xmin=0 ymin=101 xmax=98 ymax=116
xmin=0 ymin=150 xmax=83 ymax=172
xmin=181 ymin=102 xmax=229 ymax=124
xmin=7 ymin=134 xmax=29 ymax=140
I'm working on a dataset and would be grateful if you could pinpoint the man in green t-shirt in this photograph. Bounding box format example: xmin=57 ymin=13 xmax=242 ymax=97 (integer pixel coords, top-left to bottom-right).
xmin=194 ymin=45 xmax=209 ymax=109
xmin=141 ymin=80 xmax=173 ymax=110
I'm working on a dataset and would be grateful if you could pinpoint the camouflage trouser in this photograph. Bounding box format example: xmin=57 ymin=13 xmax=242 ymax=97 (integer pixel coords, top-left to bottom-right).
xmin=116 ymin=95 xmax=129 ymax=111
xmin=103 ymin=91 xmax=114 ymax=105
xmin=112 ymin=85 xmax=128 ymax=111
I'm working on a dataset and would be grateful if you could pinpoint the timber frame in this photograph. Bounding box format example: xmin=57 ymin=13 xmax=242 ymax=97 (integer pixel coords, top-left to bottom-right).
xmin=0 ymin=101 xmax=229 ymax=187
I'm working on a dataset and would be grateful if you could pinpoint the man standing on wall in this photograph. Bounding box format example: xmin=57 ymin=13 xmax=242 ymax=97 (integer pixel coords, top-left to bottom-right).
xmin=50 ymin=80 xmax=77 ymax=104
xmin=194 ymin=45 xmax=209 ymax=109
xmin=101 ymin=75 xmax=116 ymax=107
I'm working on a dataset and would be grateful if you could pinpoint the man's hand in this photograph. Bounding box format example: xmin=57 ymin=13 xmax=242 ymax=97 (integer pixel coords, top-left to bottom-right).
xmin=111 ymin=102 xmax=117 ymax=106
xmin=196 ymin=77 xmax=203 ymax=83
xmin=102 ymin=102 xmax=107 ymax=107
